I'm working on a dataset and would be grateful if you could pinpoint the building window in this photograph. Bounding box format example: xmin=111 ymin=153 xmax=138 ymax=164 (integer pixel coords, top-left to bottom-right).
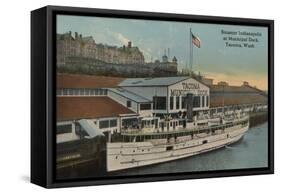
xmin=206 ymin=96 xmax=209 ymax=107
xmin=140 ymin=103 xmax=151 ymax=110
xmin=57 ymin=124 xmax=72 ymax=134
xmin=85 ymin=88 xmax=90 ymax=95
xmin=182 ymin=96 xmax=188 ymax=109
xmin=74 ymin=89 xmax=79 ymax=96
xmin=122 ymin=118 xmax=138 ymax=129
xmin=110 ymin=119 xmax=117 ymax=127
xmin=170 ymin=97 xmax=174 ymax=110
xmin=153 ymin=96 xmax=166 ymax=110
xmin=99 ymin=120 xmax=110 ymax=129
xmin=176 ymin=96 xmax=180 ymax=109
xmin=79 ymin=88 xmax=84 ymax=96
xmin=127 ymin=100 xmax=132 ymax=108
xmin=68 ymin=89 xmax=74 ymax=95
xmin=193 ymin=96 xmax=200 ymax=108
xmin=201 ymin=96 xmax=205 ymax=107
xmin=62 ymin=88 xmax=68 ymax=95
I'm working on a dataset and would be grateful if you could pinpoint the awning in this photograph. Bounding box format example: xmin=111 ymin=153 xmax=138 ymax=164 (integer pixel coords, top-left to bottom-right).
xmin=78 ymin=119 xmax=105 ymax=138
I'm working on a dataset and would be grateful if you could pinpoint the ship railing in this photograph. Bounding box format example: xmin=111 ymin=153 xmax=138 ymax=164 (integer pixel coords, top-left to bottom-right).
xmin=121 ymin=116 xmax=249 ymax=136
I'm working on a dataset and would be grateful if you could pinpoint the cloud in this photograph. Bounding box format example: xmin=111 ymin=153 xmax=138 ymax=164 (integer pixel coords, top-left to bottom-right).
xmin=94 ymin=28 xmax=131 ymax=46
xmin=140 ymin=48 xmax=153 ymax=61
xmin=113 ymin=32 xmax=130 ymax=45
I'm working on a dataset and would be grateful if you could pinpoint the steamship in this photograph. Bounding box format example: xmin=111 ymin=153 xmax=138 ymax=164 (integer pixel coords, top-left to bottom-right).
xmin=106 ymin=107 xmax=249 ymax=171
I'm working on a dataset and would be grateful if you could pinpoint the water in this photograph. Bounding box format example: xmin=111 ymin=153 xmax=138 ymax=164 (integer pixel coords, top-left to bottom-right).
xmin=113 ymin=122 xmax=268 ymax=176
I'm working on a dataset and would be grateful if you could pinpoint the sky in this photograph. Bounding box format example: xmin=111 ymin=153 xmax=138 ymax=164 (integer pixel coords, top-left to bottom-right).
xmin=57 ymin=15 xmax=268 ymax=90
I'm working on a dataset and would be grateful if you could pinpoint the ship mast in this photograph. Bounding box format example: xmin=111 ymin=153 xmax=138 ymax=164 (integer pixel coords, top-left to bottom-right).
xmin=222 ymin=85 xmax=225 ymax=115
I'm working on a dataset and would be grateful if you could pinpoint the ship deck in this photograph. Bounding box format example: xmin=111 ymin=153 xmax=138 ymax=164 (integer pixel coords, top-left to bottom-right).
xmin=120 ymin=116 xmax=249 ymax=137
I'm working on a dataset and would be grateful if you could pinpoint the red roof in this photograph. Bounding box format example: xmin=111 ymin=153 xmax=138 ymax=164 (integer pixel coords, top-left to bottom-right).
xmin=210 ymin=95 xmax=267 ymax=108
xmin=210 ymin=85 xmax=266 ymax=94
xmin=57 ymin=96 xmax=135 ymax=121
xmin=57 ymin=73 xmax=125 ymax=89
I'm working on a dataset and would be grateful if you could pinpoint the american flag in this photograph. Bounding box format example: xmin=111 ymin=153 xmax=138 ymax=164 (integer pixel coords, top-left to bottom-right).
xmin=192 ymin=33 xmax=201 ymax=48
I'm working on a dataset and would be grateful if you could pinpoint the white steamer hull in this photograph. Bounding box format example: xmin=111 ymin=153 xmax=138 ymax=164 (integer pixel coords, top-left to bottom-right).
xmin=107 ymin=124 xmax=249 ymax=172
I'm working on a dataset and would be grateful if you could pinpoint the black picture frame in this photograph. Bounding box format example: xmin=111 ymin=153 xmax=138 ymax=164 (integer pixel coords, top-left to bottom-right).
xmin=31 ymin=5 xmax=274 ymax=188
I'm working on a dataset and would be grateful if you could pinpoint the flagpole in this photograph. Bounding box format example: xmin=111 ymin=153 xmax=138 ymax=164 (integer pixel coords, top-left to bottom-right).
xmin=189 ymin=28 xmax=193 ymax=73
xmin=185 ymin=26 xmax=189 ymax=73
xmin=189 ymin=27 xmax=191 ymax=72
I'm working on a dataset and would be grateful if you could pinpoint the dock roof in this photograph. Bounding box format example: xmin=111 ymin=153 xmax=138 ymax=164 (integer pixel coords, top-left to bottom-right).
xmin=57 ymin=73 xmax=125 ymax=89
xmin=57 ymin=96 xmax=135 ymax=121
xmin=119 ymin=76 xmax=190 ymax=87
xmin=108 ymin=88 xmax=151 ymax=103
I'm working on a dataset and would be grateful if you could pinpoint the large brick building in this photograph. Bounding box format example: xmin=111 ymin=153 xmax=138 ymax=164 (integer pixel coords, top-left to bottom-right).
xmin=57 ymin=31 xmax=145 ymax=65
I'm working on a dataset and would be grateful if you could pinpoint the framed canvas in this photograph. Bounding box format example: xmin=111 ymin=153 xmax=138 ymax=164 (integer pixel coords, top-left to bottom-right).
xmin=31 ymin=5 xmax=274 ymax=188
